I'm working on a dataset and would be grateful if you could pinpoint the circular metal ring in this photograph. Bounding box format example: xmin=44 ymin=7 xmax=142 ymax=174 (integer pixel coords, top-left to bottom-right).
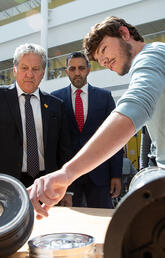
xmin=0 ymin=173 xmax=34 ymax=257
xmin=104 ymin=167 xmax=165 ymax=258
xmin=28 ymin=233 xmax=95 ymax=257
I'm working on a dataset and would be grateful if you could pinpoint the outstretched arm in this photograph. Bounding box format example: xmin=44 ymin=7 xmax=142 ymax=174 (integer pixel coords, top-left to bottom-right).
xmin=28 ymin=111 xmax=135 ymax=219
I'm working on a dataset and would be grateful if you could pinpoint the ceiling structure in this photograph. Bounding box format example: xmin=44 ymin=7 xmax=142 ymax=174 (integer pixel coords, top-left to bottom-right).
xmin=0 ymin=1 xmax=165 ymax=71
xmin=0 ymin=0 xmax=41 ymax=71
xmin=0 ymin=0 xmax=41 ymax=12
xmin=0 ymin=0 xmax=40 ymax=20
xmin=0 ymin=0 xmax=23 ymax=12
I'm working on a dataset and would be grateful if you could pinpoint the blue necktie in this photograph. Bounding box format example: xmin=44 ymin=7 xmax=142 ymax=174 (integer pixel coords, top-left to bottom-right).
xmin=24 ymin=94 xmax=39 ymax=178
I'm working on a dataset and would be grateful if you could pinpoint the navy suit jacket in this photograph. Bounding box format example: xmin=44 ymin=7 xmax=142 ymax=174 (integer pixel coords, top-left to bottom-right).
xmin=0 ymin=84 xmax=71 ymax=179
xmin=52 ymin=84 xmax=123 ymax=186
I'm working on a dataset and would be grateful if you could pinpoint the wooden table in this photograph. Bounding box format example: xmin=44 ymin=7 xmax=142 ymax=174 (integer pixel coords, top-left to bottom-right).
xmin=8 ymin=207 xmax=114 ymax=257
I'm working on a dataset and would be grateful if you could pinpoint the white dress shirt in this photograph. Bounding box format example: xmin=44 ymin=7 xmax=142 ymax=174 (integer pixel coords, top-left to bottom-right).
xmin=71 ymin=83 xmax=88 ymax=122
xmin=16 ymin=83 xmax=45 ymax=172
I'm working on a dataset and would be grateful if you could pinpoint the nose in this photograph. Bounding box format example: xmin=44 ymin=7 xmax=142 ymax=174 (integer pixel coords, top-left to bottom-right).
xmin=26 ymin=69 xmax=34 ymax=77
xmin=98 ymin=56 xmax=109 ymax=68
xmin=75 ymin=68 xmax=81 ymax=75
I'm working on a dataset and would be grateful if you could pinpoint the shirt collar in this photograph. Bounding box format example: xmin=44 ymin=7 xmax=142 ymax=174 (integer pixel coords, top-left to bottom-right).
xmin=16 ymin=82 xmax=40 ymax=100
xmin=71 ymin=83 xmax=88 ymax=94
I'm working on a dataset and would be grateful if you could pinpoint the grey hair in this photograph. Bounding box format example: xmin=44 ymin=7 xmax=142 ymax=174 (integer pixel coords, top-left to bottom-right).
xmin=13 ymin=43 xmax=47 ymax=69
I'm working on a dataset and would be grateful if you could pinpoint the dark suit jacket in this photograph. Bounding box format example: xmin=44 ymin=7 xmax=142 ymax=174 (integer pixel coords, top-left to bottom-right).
xmin=0 ymin=84 xmax=71 ymax=179
xmin=52 ymin=84 xmax=123 ymax=186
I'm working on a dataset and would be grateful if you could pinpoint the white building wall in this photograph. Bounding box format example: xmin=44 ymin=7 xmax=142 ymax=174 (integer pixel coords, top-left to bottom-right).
xmin=0 ymin=0 xmax=165 ymax=95
xmin=39 ymin=68 xmax=129 ymax=102
xmin=40 ymin=68 xmax=130 ymax=91
xmin=1 ymin=0 xmax=164 ymax=61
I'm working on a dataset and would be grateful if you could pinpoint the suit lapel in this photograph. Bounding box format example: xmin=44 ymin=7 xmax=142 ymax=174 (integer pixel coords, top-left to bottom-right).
xmin=39 ymin=90 xmax=50 ymax=148
xmin=6 ymin=84 xmax=23 ymax=139
xmin=83 ymin=84 xmax=94 ymax=131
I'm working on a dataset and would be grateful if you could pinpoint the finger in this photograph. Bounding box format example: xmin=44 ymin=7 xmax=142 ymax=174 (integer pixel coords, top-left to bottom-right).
xmin=36 ymin=178 xmax=59 ymax=206
xmin=36 ymin=214 xmax=44 ymax=220
xmin=44 ymin=185 xmax=67 ymax=206
xmin=111 ymin=186 xmax=120 ymax=198
xmin=43 ymin=177 xmax=61 ymax=200
xmin=111 ymin=192 xmax=118 ymax=198
xmin=36 ymin=205 xmax=51 ymax=220
xmin=42 ymin=172 xmax=68 ymax=200
xmin=110 ymin=184 xmax=115 ymax=194
xmin=27 ymin=185 xmax=32 ymax=193
xmin=29 ymin=181 xmax=49 ymax=218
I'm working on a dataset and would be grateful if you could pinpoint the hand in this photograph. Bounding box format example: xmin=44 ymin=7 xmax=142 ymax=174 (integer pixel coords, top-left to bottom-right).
xmin=110 ymin=178 xmax=121 ymax=198
xmin=27 ymin=169 xmax=70 ymax=219
xmin=60 ymin=193 xmax=73 ymax=207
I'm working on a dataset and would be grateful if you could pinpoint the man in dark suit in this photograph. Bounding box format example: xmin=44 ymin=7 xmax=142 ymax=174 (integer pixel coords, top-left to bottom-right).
xmin=52 ymin=52 xmax=123 ymax=208
xmin=0 ymin=43 xmax=72 ymax=204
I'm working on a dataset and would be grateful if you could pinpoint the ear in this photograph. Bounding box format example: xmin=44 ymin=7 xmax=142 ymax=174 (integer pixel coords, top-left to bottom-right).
xmin=41 ymin=69 xmax=45 ymax=79
xmin=87 ymin=66 xmax=90 ymax=75
xmin=13 ymin=65 xmax=17 ymax=77
xmin=119 ymin=26 xmax=130 ymax=41
xmin=65 ymin=68 xmax=69 ymax=76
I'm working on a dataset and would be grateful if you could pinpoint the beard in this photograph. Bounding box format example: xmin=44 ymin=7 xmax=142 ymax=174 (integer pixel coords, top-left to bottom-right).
xmin=71 ymin=76 xmax=87 ymax=88
xmin=119 ymin=40 xmax=133 ymax=76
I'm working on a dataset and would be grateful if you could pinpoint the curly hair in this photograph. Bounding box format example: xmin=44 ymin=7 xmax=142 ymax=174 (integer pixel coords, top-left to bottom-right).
xmin=83 ymin=16 xmax=144 ymax=61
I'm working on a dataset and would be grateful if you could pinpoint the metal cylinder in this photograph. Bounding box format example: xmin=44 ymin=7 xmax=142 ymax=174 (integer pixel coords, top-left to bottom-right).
xmin=0 ymin=174 xmax=34 ymax=257
xmin=104 ymin=167 xmax=165 ymax=258
xmin=28 ymin=233 xmax=96 ymax=257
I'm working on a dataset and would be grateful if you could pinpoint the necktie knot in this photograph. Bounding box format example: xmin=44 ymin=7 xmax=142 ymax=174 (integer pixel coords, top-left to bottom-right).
xmin=76 ymin=89 xmax=82 ymax=96
xmin=23 ymin=94 xmax=32 ymax=102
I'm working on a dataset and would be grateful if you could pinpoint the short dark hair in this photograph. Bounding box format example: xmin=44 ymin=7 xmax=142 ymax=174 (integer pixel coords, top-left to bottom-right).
xmin=83 ymin=16 xmax=144 ymax=61
xmin=66 ymin=51 xmax=90 ymax=67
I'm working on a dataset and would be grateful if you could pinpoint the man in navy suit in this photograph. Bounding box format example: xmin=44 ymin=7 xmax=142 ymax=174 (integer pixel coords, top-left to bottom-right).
xmin=0 ymin=43 xmax=72 ymax=204
xmin=52 ymin=52 xmax=123 ymax=208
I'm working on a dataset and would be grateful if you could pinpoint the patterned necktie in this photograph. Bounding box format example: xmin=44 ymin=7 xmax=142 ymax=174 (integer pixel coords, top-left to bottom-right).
xmin=75 ymin=89 xmax=84 ymax=132
xmin=24 ymin=94 xmax=39 ymax=178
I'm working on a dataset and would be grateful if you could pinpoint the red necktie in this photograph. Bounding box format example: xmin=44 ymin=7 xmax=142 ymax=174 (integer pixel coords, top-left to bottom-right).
xmin=75 ymin=89 xmax=84 ymax=132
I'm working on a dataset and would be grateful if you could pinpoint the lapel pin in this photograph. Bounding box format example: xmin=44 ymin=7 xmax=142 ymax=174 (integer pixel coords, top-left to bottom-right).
xmin=44 ymin=104 xmax=48 ymax=109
